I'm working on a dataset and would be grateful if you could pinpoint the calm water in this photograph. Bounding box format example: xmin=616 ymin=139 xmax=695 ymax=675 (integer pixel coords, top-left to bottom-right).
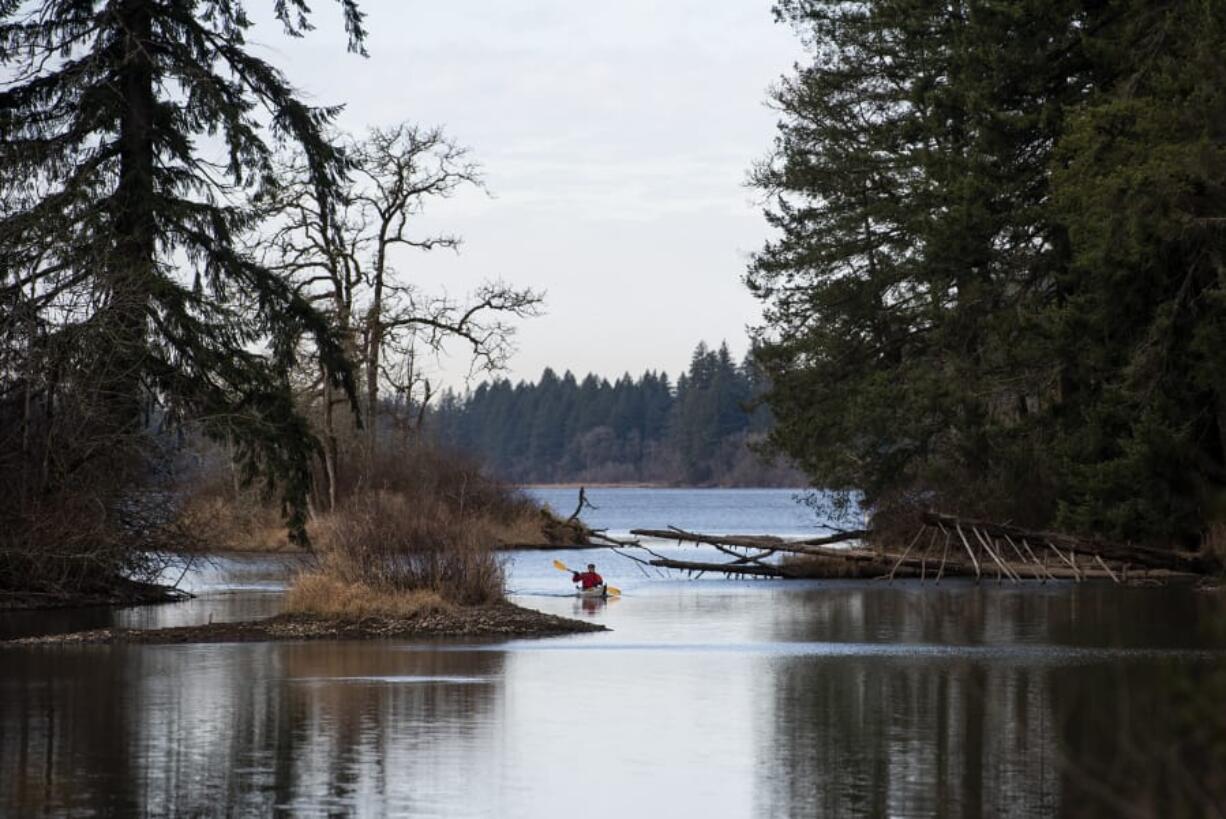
xmin=2 ymin=490 xmax=1225 ymax=817
xmin=525 ymin=486 xmax=856 ymax=537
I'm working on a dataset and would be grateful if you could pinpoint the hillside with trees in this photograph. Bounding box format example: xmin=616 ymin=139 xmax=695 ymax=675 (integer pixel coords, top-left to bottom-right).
xmin=750 ymin=1 xmax=1226 ymax=550
xmin=430 ymin=342 xmax=804 ymax=486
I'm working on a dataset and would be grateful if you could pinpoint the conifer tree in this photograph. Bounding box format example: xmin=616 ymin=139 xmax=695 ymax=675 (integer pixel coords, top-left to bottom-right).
xmin=1 ymin=0 xmax=366 ymax=539
xmin=1049 ymin=0 xmax=1226 ymax=543
xmin=749 ymin=1 xmax=1093 ymax=523
xmin=751 ymin=1 xmax=1226 ymax=545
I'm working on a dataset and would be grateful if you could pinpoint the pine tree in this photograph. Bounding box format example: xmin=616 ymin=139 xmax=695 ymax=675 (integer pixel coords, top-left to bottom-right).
xmin=1048 ymin=1 xmax=1226 ymax=544
xmin=752 ymin=1 xmax=1226 ymax=545
xmin=750 ymin=1 xmax=1091 ymax=523
xmin=1 ymin=0 xmax=366 ymax=539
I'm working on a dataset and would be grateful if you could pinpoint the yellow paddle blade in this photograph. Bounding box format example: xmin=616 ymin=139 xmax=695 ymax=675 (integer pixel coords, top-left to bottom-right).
xmin=552 ymin=559 xmax=571 ymax=573
xmin=606 ymin=585 xmax=622 ymax=596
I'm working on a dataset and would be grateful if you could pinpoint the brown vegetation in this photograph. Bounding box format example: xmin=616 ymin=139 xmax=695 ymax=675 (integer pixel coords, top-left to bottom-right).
xmin=285 ymin=573 xmax=454 ymax=619
xmin=310 ymin=488 xmax=506 ymax=606
xmin=175 ymin=445 xmax=571 ymax=555
xmin=175 ymin=487 xmax=296 ymax=552
xmin=0 ymin=449 xmax=195 ymax=604
xmin=291 ymin=445 xmax=579 ymax=608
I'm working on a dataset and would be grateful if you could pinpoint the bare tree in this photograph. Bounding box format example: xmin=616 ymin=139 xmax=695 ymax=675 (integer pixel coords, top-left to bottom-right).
xmin=258 ymin=123 xmax=543 ymax=507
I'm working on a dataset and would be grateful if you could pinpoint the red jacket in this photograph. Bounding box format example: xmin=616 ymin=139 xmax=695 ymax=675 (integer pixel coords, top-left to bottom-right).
xmin=572 ymin=571 xmax=603 ymax=590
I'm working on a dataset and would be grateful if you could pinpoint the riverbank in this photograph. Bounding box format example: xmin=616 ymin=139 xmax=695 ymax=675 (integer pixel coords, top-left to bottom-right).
xmin=3 ymin=601 xmax=605 ymax=646
xmin=0 ymin=578 xmax=192 ymax=612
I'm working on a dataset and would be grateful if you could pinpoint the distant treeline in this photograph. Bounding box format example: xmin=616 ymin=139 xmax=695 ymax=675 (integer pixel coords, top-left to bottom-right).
xmin=429 ymin=342 xmax=804 ymax=486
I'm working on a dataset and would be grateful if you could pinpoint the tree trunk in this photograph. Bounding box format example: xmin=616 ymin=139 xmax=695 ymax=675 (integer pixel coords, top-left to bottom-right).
xmin=108 ymin=0 xmax=157 ymax=432
xmin=20 ymin=299 xmax=34 ymax=510
xmin=365 ymin=277 xmax=383 ymax=462
xmin=322 ymin=371 xmax=338 ymax=512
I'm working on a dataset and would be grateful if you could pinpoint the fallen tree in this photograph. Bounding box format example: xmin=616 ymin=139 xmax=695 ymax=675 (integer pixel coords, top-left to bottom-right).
xmin=583 ymin=515 xmax=1222 ymax=584
xmin=918 ymin=512 xmax=1217 ymax=576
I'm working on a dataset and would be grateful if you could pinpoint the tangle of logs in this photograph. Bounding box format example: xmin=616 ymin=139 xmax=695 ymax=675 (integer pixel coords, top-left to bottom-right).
xmin=578 ymin=516 xmax=1217 ymax=584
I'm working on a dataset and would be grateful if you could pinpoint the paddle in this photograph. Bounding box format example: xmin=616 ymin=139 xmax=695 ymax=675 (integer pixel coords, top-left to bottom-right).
xmin=552 ymin=559 xmax=620 ymax=596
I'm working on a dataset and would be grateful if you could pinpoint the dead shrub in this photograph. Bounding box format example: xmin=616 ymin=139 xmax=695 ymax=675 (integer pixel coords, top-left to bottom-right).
xmin=313 ymin=486 xmax=506 ymax=606
xmin=175 ymin=491 xmax=293 ymax=551
xmin=1 ymin=491 xmax=132 ymax=594
xmin=336 ymin=447 xmax=545 ymax=542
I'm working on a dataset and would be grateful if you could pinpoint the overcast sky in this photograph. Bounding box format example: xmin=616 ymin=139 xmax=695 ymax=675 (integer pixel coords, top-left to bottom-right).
xmin=258 ymin=0 xmax=804 ymax=387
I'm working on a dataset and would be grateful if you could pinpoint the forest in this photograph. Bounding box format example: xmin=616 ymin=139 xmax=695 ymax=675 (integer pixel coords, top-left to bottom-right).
xmin=428 ymin=341 xmax=804 ymax=486
xmin=750 ymin=0 xmax=1226 ymax=550
xmin=3 ymin=0 xmax=1225 ymax=607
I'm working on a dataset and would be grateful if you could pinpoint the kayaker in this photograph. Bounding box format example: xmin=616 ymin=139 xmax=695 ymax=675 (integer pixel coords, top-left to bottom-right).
xmin=572 ymin=563 xmax=604 ymax=590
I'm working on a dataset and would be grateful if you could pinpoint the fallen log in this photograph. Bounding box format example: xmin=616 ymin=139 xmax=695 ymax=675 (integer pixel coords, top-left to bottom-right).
xmin=920 ymin=512 xmax=1217 ymax=575
xmin=632 ymin=524 xmax=986 ymax=577
xmin=646 ymin=557 xmax=793 ymax=577
xmin=631 ymin=528 xmax=788 ymax=549
xmin=629 ymin=527 xmax=869 ymax=555
xmin=573 ymin=488 xmax=1218 ymax=584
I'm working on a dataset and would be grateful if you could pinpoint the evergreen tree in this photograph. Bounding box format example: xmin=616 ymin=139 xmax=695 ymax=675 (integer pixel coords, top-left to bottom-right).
xmin=751 ymin=1 xmax=1226 ymax=545
xmin=1049 ymin=1 xmax=1226 ymax=543
xmin=426 ymin=342 xmax=799 ymax=486
xmin=528 ymin=368 xmax=567 ymax=475
xmin=1 ymin=0 xmax=367 ymax=538
xmin=749 ymin=1 xmax=1093 ymax=525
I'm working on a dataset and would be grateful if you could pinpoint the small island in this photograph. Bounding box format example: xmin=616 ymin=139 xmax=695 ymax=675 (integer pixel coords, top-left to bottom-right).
xmin=6 ymin=604 xmax=604 ymax=646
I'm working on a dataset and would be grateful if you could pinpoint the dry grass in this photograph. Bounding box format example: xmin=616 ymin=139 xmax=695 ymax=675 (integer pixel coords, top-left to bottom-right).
xmin=173 ymin=444 xmax=557 ymax=552
xmin=284 ymin=572 xmax=454 ymax=619
xmin=175 ymin=493 xmax=296 ymax=551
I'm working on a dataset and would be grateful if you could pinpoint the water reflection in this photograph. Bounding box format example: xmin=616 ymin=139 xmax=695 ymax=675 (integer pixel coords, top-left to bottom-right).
xmin=1 ymin=642 xmax=505 ymax=817
xmin=1054 ymin=646 xmax=1226 ymax=816
xmin=2 ymin=573 xmax=1225 ymax=816
xmin=762 ymin=654 xmax=1060 ymax=817
xmin=756 ymin=585 xmax=1226 ymax=818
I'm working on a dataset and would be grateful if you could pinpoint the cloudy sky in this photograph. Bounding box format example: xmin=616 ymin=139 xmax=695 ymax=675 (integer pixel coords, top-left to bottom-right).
xmin=258 ymin=0 xmax=805 ymax=387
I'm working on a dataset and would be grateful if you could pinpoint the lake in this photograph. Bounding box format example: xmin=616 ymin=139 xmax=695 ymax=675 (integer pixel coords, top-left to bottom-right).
xmin=2 ymin=488 xmax=1224 ymax=817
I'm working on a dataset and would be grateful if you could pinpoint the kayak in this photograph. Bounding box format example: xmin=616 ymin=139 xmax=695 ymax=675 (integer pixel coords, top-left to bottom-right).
xmin=576 ymin=585 xmax=608 ymax=599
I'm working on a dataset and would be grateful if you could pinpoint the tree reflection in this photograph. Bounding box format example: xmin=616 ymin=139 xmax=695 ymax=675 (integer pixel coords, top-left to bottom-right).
xmin=1 ymin=641 xmax=505 ymax=816
xmin=757 ymin=584 xmax=1226 ymax=817
xmin=762 ymin=657 xmax=1058 ymax=817
xmin=1056 ymin=600 xmax=1226 ymax=816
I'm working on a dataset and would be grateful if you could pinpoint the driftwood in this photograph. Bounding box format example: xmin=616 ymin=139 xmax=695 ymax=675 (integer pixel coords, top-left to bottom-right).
xmin=629 ymin=526 xmax=873 ymax=578
xmin=618 ymin=515 xmax=1215 ymax=585
xmin=556 ymin=486 xmax=1217 ymax=585
xmin=645 ymin=557 xmax=799 ymax=578
xmin=629 ymin=525 xmax=944 ymax=579
xmin=919 ymin=512 xmax=1215 ymax=576
xmin=630 ymin=527 xmax=870 ymax=549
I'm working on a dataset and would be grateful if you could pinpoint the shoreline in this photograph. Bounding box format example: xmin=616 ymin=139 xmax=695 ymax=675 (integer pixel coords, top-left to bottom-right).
xmin=0 ymin=579 xmax=192 ymax=612
xmin=3 ymin=602 xmax=606 ymax=646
